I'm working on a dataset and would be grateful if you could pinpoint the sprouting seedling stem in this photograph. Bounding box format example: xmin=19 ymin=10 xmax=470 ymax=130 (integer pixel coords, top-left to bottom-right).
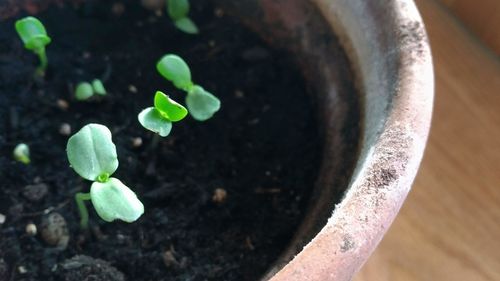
xmin=75 ymin=192 xmax=91 ymax=229
xmin=15 ymin=17 xmax=52 ymax=77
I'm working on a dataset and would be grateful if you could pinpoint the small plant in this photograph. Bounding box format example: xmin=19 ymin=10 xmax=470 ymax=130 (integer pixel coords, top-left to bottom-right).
xmin=75 ymin=79 xmax=107 ymax=101
xmin=167 ymin=0 xmax=199 ymax=34
xmin=13 ymin=143 xmax=30 ymax=164
xmin=67 ymin=124 xmax=144 ymax=229
xmin=157 ymin=54 xmax=220 ymax=121
xmin=138 ymin=91 xmax=188 ymax=137
xmin=15 ymin=16 xmax=52 ymax=76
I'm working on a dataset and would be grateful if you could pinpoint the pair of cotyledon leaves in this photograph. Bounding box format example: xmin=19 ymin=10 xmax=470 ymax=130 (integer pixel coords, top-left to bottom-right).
xmin=15 ymin=16 xmax=51 ymax=52
xmin=67 ymin=124 xmax=144 ymax=223
xmin=168 ymin=0 xmax=199 ymax=34
xmin=138 ymin=54 xmax=221 ymax=137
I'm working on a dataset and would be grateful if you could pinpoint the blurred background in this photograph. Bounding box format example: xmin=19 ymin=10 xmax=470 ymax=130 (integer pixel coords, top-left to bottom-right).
xmin=355 ymin=0 xmax=500 ymax=280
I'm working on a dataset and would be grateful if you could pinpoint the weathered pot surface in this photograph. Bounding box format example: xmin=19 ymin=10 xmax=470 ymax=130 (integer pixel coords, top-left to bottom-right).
xmin=1 ymin=0 xmax=433 ymax=280
xmin=212 ymin=0 xmax=433 ymax=280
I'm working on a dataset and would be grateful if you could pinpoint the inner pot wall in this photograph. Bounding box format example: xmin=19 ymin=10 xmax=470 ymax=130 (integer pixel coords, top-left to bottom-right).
xmin=213 ymin=0 xmax=433 ymax=280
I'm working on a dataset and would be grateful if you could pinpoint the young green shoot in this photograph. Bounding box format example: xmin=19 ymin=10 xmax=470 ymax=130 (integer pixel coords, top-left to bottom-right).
xmin=138 ymin=91 xmax=188 ymax=137
xmin=15 ymin=16 xmax=51 ymax=76
xmin=75 ymin=79 xmax=107 ymax=101
xmin=167 ymin=0 xmax=199 ymax=34
xmin=67 ymin=124 xmax=144 ymax=229
xmin=13 ymin=143 xmax=30 ymax=164
xmin=157 ymin=54 xmax=220 ymax=121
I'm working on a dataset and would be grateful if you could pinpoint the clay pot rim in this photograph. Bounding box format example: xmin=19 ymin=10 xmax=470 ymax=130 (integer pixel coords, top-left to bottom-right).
xmin=268 ymin=0 xmax=434 ymax=280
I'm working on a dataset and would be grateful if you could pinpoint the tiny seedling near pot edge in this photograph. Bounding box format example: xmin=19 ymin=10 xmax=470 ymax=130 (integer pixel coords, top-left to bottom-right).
xmin=157 ymin=54 xmax=220 ymax=121
xmin=75 ymin=79 xmax=107 ymax=101
xmin=167 ymin=0 xmax=199 ymax=34
xmin=138 ymin=91 xmax=188 ymax=137
xmin=15 ymin=16 xmax=52 ymax=77
xmin=66 ymin=124 xmax=144 ymax=229
xmin=13 ymin=143 xmax=30 ymax=164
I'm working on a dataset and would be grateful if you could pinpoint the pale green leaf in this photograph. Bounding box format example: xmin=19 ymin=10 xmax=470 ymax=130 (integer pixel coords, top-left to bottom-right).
xmin=15 ymin=16 xmax=51 ymax=51
xmin=138 ymin=107 xmax=173 ymax=137
xmin=168 ymin=0 xmax=189 ymax=21
xmin=186 ymin=86 xmax=221 ymax=121
xmin=75 ymin=82 xmax=94 ymax=101
xmin=154 ymin=91 xmax=188 ymax=122
xmin=13 ymin=143 xmax=30 ymax=164
xmin=66 ymin=124 xmax=119 ymax=181
xmin=156 ymin=54 xmax=193 ymax=91
xmin=90 ymin=177 xmax=144 ymax=223
xmin=174 ymin=17 xmax=199 ymax=34
xmin=92 ymin=79 xmax=107 ymax=96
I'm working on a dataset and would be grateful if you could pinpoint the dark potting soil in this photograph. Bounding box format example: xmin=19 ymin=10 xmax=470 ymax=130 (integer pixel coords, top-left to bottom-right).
xmin=0 ymin=0 xmax=321 ymax=280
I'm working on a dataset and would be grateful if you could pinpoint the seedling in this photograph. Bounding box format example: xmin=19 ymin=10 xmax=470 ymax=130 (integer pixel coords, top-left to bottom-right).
xmin=67 ymin=124 xmax=144 ymax=229
xmin=15 ymin=16 xmax=51 ymax=76
xmin=13 ymin=143 xmax=30 ymax=164
xmin=157 ymin=54 xmax=220 ymax=121
xmin=75 ymin=79 xmax=107 ymax=101
xmin=167 ymin=0 xmax=199 ymax=34
xmin=138 ymin=91 xmax=188 ymax=137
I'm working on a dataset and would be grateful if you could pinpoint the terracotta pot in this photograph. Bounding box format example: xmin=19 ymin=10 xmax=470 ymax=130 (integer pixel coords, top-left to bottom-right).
xmin=211 ymin=0 xmax=433 ymax=280
xmin=1 ymin=0 xmax=433 ymax=280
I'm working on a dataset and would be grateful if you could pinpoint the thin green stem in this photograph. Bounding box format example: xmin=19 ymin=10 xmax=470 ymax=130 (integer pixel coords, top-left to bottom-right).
xmin=75 ymin=192 xmax=91 ymax=230
xmin=35 ymin=48 xmax=48 ymax=76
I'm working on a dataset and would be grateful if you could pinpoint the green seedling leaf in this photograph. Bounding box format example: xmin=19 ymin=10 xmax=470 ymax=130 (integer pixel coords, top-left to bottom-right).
xmin=15 ymin=16 xmax=51 ymax=51
xmin=186 ymin=86 xmax=221 ymax=121
xmin=157 ymin=54 xmax=193 ymax=91
xmin=90 ymin=177 xmax=144 ymax=223
xmin=92 ymin=79 xmax=107 ymax=96
xmin=174 ymin=17 xmax=199 ymax=34
xmin=66 ymin=124 xmax=119 ymax=181
xmin=168 ymin=0 xmax=190 ymax=20
xmin=75 ymin=82 xmax=94 ymax=101
xmin=13 ymin=143 xmax=30 ymax=164
xmin=138 ymin=107 xmax=173 ymax=137
xmin=154 ymin=91 xmax=188 ymax=122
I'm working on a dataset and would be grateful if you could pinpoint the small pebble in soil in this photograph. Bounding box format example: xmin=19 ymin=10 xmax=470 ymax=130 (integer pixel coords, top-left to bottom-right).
xmin=234 ymin=89 xmax=245 ymax=98
xmin=212 ymin=188 xmax=227 ymax=204
xmin=111 ymin=2 xmax=125 ymax=16
xmin=55 ymin=255 xmax=125 ymax=281
xmin=18 ymin=265 xmax=27 ymax=274
xmin=141 ymin=0 xmax=165 ymax=10
xmin=59 ymin=123 xmax=72 ymax=136
xmin=132 ymin=137 xmax=143 ymax=148
xmin=162 ymin=250 xmax=178 ymax=269
xmin=23 ymin=183 xmax=49 ymax=202
xmin=0 ymin=213 xmax=5 ymax=224
xmin=56 ymin=99 xmax=69 ymax=110
xmin=40 ymin=212 xmax=69 ymax=249
xmin=214 ymin=7 xmax=224 ymax=18
xmin=25 ymin=223 xmax=37 ymax=236
xmin=128 ymin=84 xmax=138 ymax=93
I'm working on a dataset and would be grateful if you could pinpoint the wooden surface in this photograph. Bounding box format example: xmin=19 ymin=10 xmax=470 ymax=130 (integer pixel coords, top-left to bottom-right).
xmin=439 ymin=0 xmax=500 ymax=54
xmin=353 ymin=0 xmax=500 ymax=280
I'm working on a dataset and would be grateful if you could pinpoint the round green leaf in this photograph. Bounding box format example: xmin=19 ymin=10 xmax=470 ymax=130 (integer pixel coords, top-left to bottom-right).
xmin=156 ymin=54 xmax=193 ymax=91
xmin=75 ymin=82 xmax=94 ymax=101
xmin=13 ymin=143 xmax=30 ymax=164
xmin=154 ymin=91 xmax=188 ymax=122
xmin=168 ymin=0 xmax=190 ymax=21
xmin=92 ymin=79 xmax=107 ymax=96
xmin=15 ymin=16 xmax=51 ymax=51
xmin=66 ymin=124 xmax=119 ymax=181
xmin=90 ymin=177 xmax=144 ymax=223
xmin=174 ymin=18 xmax=199 ymax=34
xmin=138 ymin=107 xmax=173 ymax=137
xmin=186 ymin=86 xmax=221 ymax=121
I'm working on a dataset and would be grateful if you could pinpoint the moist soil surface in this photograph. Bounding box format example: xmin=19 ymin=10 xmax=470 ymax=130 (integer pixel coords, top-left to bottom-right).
xmin=0 ymin=1 xmax=321 ymax=280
